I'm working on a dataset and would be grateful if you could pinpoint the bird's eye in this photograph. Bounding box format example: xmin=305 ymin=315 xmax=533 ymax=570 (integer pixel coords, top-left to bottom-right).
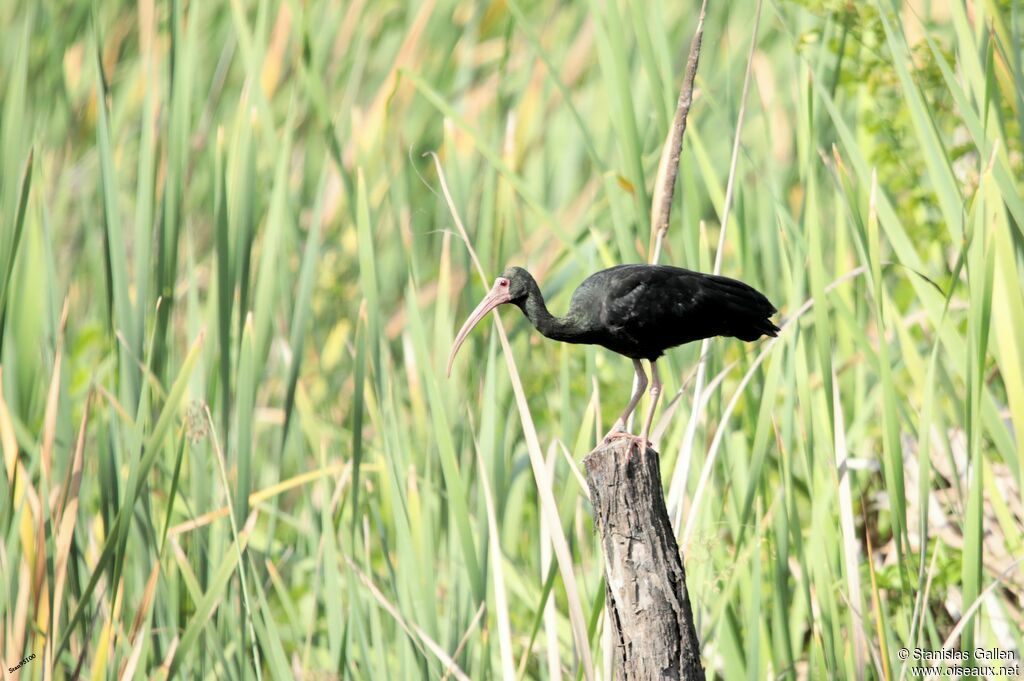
xmin=499 ymin=279 xmax=508 ymax=287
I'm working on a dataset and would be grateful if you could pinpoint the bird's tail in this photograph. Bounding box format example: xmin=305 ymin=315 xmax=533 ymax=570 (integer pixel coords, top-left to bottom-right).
xmin=733 ymin=316 xmax=780 ymax=341
xmin=705 ymin=274 xmax=779 ymax=342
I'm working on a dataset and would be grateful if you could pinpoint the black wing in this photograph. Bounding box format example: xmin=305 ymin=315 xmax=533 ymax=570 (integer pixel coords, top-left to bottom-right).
xmin=588 ymin=265 xmax=778 ymax=359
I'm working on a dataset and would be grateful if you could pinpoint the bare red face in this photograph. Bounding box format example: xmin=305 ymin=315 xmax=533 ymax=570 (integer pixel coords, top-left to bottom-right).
xmin=446 ymin=277 xmax=512 ymax=376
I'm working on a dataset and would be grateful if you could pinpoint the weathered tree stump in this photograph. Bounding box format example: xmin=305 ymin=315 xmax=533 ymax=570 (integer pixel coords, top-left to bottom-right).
xmin=584 ymin=439 xmax=703 ymax=680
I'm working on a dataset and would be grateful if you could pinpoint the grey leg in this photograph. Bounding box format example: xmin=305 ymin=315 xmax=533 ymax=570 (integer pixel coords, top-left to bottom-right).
xmin=604 ymin=360 xmax=647 ymax=441
xmin=618 ymin=359 xmax=648 ymax=427
xmin=639 ymin=360 xmax=662 ymax=444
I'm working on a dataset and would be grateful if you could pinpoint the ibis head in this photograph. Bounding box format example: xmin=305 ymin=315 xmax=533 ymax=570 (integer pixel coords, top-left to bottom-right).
xmin=447 ymin=269 xmax=533 ymax=376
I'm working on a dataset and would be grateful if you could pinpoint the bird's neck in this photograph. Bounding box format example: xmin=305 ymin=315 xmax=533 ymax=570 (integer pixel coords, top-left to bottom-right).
xmin=519 ymin=284 xmax=586 ymax=343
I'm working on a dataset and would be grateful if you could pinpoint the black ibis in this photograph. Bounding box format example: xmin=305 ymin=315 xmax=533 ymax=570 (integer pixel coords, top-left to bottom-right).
xmin=447 ymin=264 xmax=779 ymax=447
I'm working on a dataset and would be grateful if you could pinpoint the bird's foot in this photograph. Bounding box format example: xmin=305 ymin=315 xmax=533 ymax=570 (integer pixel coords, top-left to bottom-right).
xmin=601 ymin=427 xmax=651 ymax=453
xmin=602 ymin=422 xmax=627 ymax=443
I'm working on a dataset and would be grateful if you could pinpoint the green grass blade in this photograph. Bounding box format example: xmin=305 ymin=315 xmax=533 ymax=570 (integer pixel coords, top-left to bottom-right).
xmin=0 ymin=149 xmax=32 ymax=347
xmin=234 ymin=314 xmax=255 ymax=526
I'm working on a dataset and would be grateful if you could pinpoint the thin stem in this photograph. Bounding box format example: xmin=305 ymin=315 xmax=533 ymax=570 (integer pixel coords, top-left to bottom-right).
xmin=650 ymin=0 xmax=709 ymax=265
xmin=203 ymin=405 xmax=263 ymax=681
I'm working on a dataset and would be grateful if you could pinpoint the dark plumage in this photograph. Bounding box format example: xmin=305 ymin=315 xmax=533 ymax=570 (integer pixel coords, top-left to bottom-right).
xmin=448 ymin=264 xmax=779 ymax=446
xmin=505 ymin=264 xmax=778 ymax=359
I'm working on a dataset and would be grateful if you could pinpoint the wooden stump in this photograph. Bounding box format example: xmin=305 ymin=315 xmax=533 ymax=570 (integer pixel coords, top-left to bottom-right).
xmin=584 ymin=439 xmax=703 ymax=681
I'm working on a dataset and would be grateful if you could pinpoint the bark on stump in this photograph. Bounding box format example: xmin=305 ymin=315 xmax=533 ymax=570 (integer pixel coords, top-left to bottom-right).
xmin=584 ymin=439 xmax=703 ymax=680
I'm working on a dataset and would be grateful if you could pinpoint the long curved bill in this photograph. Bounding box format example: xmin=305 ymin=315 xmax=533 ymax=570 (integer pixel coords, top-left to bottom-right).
xmin=447 ymin=279 xmax=511 ymax=377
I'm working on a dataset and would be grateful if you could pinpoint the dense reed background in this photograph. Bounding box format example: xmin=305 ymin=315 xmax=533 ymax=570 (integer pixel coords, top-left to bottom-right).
xmin=1 ymin=0 xmax=1022 ymax=678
